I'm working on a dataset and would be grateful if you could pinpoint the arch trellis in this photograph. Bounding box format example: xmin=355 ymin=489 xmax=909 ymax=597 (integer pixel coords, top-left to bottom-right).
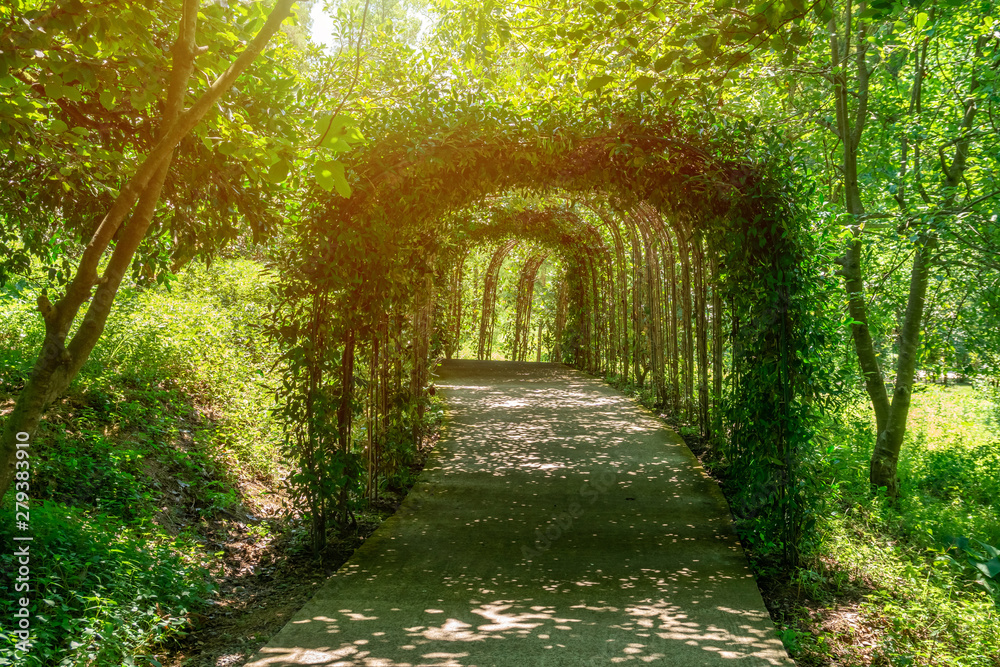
xmin=268 ymin=114 xmax=821 ymax=565
xmin=511 ymin=251 xmax=548 ymax=362
xmin=443 ymin=248 xmax=467 ymax=360
xmin=477 ymin=239 xmax=518 ymax=360
xmin=457 ymin=206 xmax=609 ymax=365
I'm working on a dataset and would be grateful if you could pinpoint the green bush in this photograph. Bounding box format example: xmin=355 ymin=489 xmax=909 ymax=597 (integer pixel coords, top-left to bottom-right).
xmin=0 ymin=258 xmax=282 ymax=665
xmin=32 ymin=427 xmax=153 ymax=522
xmin=379 ymin=394 xmax=444 ymax=492
xmin=0 ymin=258 xmax=283 ymax=478
xmin=0 ymin=500 xmax=211 ymax=667
xmin=799 ymin=384 xmax=1000 ymax=665
xmin=0 ymin=297 xmax=44 ymax=392
xmin=81 ymin=260 xmax=283 ymax=477
xmin=906 ymin=441 xmax=1000 ymax=507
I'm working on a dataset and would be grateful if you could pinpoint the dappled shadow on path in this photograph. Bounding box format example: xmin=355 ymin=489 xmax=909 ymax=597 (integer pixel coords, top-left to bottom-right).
xmin=248 ymin=598 xmax=784 ymax=666
xmin=246 ymin=361 xmax=790 ymax=666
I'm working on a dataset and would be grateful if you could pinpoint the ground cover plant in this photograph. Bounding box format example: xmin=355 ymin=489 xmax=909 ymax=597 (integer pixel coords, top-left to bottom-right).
xmin=0 ymin=259 xmax=283 ymax=664
xmin=776 ymin=383 xmax=1000 ymax=666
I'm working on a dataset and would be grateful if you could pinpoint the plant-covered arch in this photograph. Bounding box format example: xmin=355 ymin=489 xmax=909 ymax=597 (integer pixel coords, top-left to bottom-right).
xmin=447 ymin=205 xmax=608 ymax=362
xmin=268 ymin=109 xmax=821 ymax=565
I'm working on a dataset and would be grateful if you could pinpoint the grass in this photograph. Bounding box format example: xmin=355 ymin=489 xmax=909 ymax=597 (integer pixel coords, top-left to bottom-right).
xmin=0 ymin=258 xmax=285 ymax=666
xmin=776 ymin=382 xmax=1000 ymax=667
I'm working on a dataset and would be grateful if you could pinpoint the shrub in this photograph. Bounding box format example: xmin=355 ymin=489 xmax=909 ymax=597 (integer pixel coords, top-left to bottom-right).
xmin=0 ymin=500 xmax=211 ymax=667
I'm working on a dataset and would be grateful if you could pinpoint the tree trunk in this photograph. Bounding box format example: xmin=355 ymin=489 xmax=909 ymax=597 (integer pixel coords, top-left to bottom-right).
xmin=838 ymin=236 xmax=891 ymax=437
xmin=478 ymin=241 xmax=514 ymax=360
xmin=336 ymin=327 xmax=356 ymax=531
xmin=869 ymin=239 xmax=935 ymax=495
xmin=536 ymin=321 xmax=543 ymax=362
xmin=827 ymin=7 xmax=899 ymax=494
xmin=445 ymin=251 xmax=465 ymax=360
xmin=338 ymin=329 xmax=356 ymax=455
xmin=827 ymin=9 xmax=982 ymax=498
xmin=628 ymin=222 xmax=643 ymax=385
xmin=669 ymin=237 xmax=679 ymax=413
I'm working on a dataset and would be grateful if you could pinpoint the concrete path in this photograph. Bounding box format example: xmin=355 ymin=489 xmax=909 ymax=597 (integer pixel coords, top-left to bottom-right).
xmin=246 ymin=361 xmax=791 ymax=666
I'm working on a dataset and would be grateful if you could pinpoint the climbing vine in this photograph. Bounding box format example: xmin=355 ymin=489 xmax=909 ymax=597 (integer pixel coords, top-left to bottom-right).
xmin=266 ymin=104 xmax=824 ymax=564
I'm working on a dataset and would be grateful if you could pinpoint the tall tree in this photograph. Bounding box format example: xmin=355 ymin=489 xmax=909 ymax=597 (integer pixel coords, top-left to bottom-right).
xmin=0 ymin=0 xmax=298 ymax=500
xmin=806 ymin=0 xmax=998 ymax=495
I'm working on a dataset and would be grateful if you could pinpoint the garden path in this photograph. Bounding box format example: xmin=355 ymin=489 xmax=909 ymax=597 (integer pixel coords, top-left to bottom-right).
xmin=246 ymin=360 xmax=791 ymax=666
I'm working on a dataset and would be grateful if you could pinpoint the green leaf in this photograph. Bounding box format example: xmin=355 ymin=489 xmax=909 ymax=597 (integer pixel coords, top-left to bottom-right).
xmin=314 ymin=160 xmax=335 ymax=191
xmin=332 ymin=171 xmax=352 ymax=198
xmin=586 ymin=75 xmax=615 ymax=91
xmin=327 ymin=138 xmax=353 ymax=154
xmin=974 ymin=539 xmax=1000 ymax=559
xmin=789 ymin=27 xmax=810 ymax=46
xmin=50 ymin=119 xmax=68 ymax=134
xmin=61 ymin=85 xmax=82 ymax=102
xmin=695 ymin=34 xmax=717 ymax=54
xmin=974 ymin=557 xmax=1000 ymax=580
xmin=316 ymin=114 xmax=357 ymax=148
xmin=265 ymin=158 xmax=290 ymax=184
xmin=915 ymin=12 xmax=928 ymax=31
xmin=654 ymin=52 xmax=679 ymax=72
xmin=314 ymin=160 xmax=351 ymax=198
xmin=44 ymin=83 xmax=64 ymax=100
xmin=633 ymin=75 xmax=656 ymax=93
xmin=813 ymin=0 xmax=833 ymax=22
xmin=99 ymin=90 xmax=116 ymax=110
